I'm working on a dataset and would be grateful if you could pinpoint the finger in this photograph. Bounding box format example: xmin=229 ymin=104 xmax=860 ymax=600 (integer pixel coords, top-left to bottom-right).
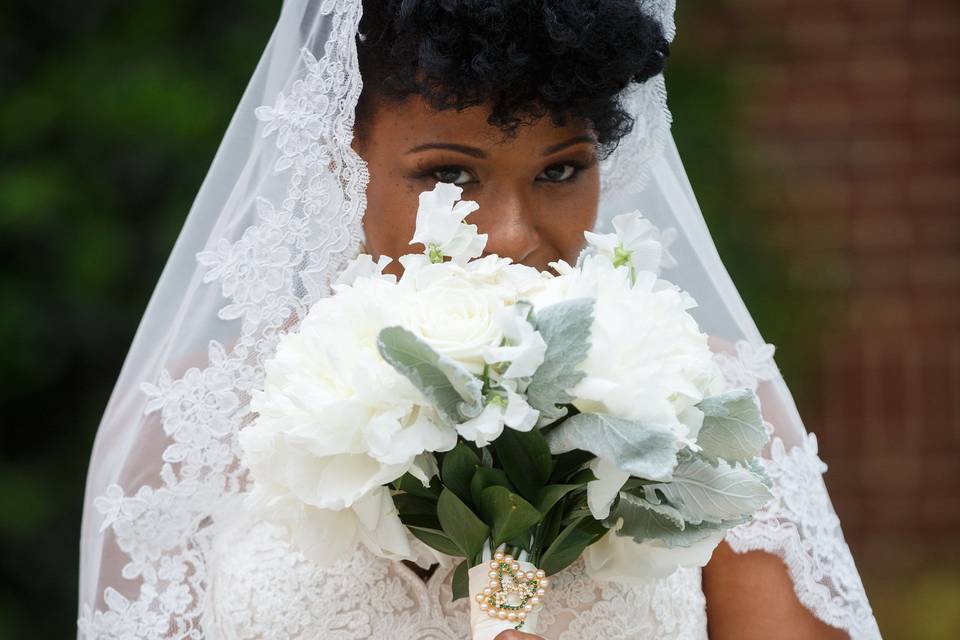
xmin=493 ymin=631 xmax=545 ymax=640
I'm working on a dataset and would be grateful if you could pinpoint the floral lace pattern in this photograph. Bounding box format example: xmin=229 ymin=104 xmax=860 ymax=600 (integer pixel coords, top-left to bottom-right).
xmin=206 ymin=509 xmax=707 ymax=640
xmin=599 ymin=0 xmax=676 ymax=197
xmin=78 ymin=4 xmax=369 ymax=638
xmin=717 ymin=341 xmax=882 ymax=640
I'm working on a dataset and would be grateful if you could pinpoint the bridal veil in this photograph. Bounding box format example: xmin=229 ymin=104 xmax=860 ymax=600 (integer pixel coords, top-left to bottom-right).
xmin=77 ymin=1 xmax=882 ymax=638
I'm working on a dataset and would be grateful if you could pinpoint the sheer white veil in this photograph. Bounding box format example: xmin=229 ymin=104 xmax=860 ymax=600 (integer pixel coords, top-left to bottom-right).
xmin=77 ymin=1 xmax=881 ymax=638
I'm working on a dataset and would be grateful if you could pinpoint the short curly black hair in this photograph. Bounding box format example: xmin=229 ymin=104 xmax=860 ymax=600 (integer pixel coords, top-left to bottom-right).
xmin=356 ymin=0 xmax=670 ymax=158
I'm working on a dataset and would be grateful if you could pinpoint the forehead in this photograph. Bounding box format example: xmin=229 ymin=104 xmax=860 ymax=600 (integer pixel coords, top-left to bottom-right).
xmin=365 ymin=94 xmax=595 ymax=154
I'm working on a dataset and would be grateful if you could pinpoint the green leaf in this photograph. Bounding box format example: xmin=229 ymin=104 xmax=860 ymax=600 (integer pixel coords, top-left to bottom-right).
xmin=393 ymin=493 xmax=438 ymax=516
xmin=652 ymin=457 xmax=772 ymax=525
xmin=534 ymin=484 xmax=579 ymax=514
xmin=504 ymin=533 xmax=533 ymax=553
xmin=408 ymin=526 xmax=464 ymax=557
xmin=696 ymin=389 xmax=768 ymax=464
xmin=377 ymin=326 xmax=483 ymax=422
xmin=437 ymin=488 xmax=490 ymax=560
xmin=451 ymin=559 xmax=470 ymax=601
xmin=607 ymin=492 xmax=730 ymax=548
xmin=549 ymin=448 xmax=593 ymax=483
xmin=539 ymin=516 xmax=607 ymax=576
xmin=392 ymin=472 xmax=440 ymax=500
xmin=537 ymin=503 xmax=565 ymax=560
xmin=479 ymin=486 xmax=542 ymax=546
xmin=526 ymin=298 xmax=594 ymax=422
xmin=441 ymin=442 xmax=481 ymax=505
xmin=567 ymin=468 xmax=597 ymax=485
xmin=399 ymin=513 xmax=443 ymax=530
xmin=493 ymin=428 xmax=553 ymax=502
xmin=546 ymin=412 xmax=679 ymax=481
xmin=470 ymin=466 xmax=513 ymax=507
xmin=394 ymin=494 xmax=440 ymax=530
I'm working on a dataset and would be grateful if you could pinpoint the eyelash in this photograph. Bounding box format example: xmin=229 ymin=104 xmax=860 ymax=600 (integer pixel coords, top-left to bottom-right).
xmin=412 ymin=158 xmax=595 ymax=186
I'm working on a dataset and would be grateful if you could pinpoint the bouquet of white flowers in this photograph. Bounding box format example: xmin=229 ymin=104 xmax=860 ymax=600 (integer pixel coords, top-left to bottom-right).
xmin=239 ymin=182 xmax=772 ymax=639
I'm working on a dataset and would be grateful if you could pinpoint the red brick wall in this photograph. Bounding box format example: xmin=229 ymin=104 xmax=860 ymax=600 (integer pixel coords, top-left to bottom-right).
xmin=684 ymin=0 xmax=960 ymax=548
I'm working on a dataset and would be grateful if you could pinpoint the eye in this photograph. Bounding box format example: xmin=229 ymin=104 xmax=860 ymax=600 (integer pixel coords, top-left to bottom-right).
xmin=432 ymin=166 xmax=474 ymax=185
xmin=537 ymin=163 xmax=578 ymax=182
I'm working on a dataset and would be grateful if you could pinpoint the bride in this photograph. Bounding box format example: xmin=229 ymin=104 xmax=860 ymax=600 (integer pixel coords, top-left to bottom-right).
xmin=77 ymin=1 xmax=882 ymax=639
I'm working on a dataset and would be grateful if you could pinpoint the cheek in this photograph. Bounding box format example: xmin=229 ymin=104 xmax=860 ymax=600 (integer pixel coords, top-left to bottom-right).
xmin=361 ymin=173 xmax=420 ymax=264
xmin=539 ymin=175 xmax=600 ymax=261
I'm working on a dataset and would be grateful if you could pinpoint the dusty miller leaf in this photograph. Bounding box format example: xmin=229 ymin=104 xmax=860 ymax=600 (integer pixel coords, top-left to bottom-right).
xmin=545 ymin=412 xmax=679 ymax=481
xmin=652 ymin=456 xmax=772 ymax=525
xmin=696 ymin=389 xmax=768 ymax=464
xmin=526 ymin=298 xmax=594 ymax=422
xmin=378 ymin=326 xmax=483 ymax=423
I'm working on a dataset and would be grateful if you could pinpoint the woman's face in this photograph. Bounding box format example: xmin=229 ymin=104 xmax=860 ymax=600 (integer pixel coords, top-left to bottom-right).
xmin=354 ymin=95 xmax=600 ymax=274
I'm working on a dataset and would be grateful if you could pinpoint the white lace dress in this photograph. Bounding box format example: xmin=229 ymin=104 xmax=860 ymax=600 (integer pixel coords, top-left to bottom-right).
xmin=206 ymin=511 xmax=708 ymax=640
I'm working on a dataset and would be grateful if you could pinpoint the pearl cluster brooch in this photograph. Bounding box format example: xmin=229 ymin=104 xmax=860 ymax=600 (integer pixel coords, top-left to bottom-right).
xmin=474 ymin=552 xmax=549 ymax=629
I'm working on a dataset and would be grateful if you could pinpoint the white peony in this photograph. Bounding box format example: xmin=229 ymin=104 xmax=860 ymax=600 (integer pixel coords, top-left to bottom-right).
xmin=534 ymin=252 xmax=724 ymax=517
xmin=536 ymin=255 xmax=724 ymax=437
xmin=410 ymin=182 xmax=486 ymax=265
xmin=245 ymin=486 xmax=414 ymax=567
xmin=238 ymin=275 xmax=456 ymax=560
xmin=583 ymin=524 xmax=724 ymax=584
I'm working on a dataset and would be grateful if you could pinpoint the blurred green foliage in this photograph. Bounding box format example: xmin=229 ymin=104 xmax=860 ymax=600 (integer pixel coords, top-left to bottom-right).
xmin=668 ymin=1 xmax=825 ymax=408
xmin=0 ymin=3 xmax=276 ymax=637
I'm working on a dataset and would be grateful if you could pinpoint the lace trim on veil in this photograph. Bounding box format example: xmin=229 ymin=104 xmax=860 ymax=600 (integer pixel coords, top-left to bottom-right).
xmin=716 ymin=343 xmax=882 ymax=640
xmin=78 ymin=4 xmax=369 ymax=637
xmin=599 ymin=0 xmax=675 ymax=197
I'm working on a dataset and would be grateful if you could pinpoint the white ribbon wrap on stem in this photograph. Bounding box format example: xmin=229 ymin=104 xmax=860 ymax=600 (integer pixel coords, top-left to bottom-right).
xmin=468 ymin=560 xmax=543 ymax=640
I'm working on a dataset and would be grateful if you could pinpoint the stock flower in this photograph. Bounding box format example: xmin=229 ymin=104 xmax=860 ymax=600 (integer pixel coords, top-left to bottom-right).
xmin=335 ymin=253 xmax=395 ymax=286
xmin=456 ymin=383 xmax=539 ymax=447
xmin=583 ymin=211 xmax=677 ymax=276
xmin=483 ymin=305 xmax=547 ymax=379
xmin=409 ymin=181 xmax=486 ymax=264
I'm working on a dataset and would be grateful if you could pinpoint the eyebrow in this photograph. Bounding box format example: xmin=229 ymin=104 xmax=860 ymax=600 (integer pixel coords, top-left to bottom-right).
xmin=542 ymin=135 xmax=596 ymax=155
xmin=404 ymin=135 xmax=597 ymax=159
xmin=405 ymin=142 xmax=487 ymax=158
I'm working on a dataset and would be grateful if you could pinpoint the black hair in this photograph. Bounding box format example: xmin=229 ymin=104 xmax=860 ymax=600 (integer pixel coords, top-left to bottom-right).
xmin=356 ymin=0 xmax=670 ymax=158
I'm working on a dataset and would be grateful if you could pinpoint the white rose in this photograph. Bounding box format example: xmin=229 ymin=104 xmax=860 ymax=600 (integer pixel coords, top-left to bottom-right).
xmin=239 ymin=276 xmax=455 ymax=517
xmin=400 ymin=267 xmax=511 ymax=374
xmin=583 ymin=525 xmax=724 ymax=584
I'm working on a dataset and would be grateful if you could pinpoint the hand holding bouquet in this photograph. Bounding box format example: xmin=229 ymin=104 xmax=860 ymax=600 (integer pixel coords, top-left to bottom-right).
xmin=239 ymin=183 xmax=772 ymax=639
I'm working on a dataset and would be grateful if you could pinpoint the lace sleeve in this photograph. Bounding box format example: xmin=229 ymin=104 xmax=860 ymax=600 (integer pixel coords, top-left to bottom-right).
xmin=714 ymin=340 xmax=882 ymax=640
